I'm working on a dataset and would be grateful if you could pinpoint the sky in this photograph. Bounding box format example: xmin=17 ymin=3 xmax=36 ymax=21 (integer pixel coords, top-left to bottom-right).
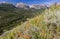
xmin=0 ymin=0 xmax=60 ymax=5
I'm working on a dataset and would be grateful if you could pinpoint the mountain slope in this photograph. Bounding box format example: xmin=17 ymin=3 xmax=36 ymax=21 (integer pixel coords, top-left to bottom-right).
xmin=0 ymin=3 xmax=45 ymax=35
xmin=0 ymin=5 xmax=60 ymax=39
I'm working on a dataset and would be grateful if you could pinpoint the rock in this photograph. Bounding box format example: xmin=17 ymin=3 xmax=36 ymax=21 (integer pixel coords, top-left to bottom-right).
xmin=30 ymin=4 xmax=47 ymax=9
xmin=16 ymin=2 xmax=30 ymax=9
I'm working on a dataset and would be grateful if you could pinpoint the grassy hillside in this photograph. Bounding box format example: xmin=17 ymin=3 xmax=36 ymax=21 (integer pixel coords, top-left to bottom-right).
xmin=0 ymin=3 xmax=45 ymax=35
xmin=0 ymin=5 xmax=60 ymax=39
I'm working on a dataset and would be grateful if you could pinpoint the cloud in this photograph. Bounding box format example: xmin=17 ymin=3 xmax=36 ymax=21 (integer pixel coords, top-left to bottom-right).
xmin=0 ymin=1 xmax=6 ymax=3
xmin=43 ymin=0 xmax=60 ymax=7
xmin=0 ymin=1 xmax=9 ymax=4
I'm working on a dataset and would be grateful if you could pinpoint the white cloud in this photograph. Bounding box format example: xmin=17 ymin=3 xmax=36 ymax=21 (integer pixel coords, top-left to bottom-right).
xmin=0 ymin=1 xmax=6 ymax=3
xmin=43 ymin=0 xmax=60 ymax=7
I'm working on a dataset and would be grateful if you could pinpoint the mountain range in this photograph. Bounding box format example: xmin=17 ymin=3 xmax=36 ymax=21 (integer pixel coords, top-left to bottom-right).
xmin=0 ymin=2 xmax=46 ymax=35
xmin=16 ymin=2 xmax=48 ymax=9
xmin=0 ymin=2 xmax=60 ymax=35
xmin=0 ymin=2 xmax=60 ymax=39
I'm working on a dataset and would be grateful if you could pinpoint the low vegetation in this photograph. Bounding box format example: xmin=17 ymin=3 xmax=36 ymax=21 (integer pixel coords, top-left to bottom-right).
xmin=0 ymin=5 xmax=60 ymax=39
xmin=0 ymin=4 xmax=45 ymax=35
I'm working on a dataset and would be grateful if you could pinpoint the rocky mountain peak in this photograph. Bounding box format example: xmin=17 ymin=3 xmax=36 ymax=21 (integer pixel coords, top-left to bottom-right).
xmin=16 ymin=2 xmax=30 ymax=9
